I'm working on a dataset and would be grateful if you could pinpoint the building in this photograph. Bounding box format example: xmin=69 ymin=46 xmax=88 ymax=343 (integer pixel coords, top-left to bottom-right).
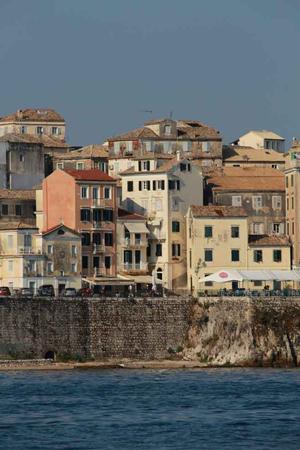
xmin=0 ymin=108 xmax=66 ymax=141
xmin=186 ymin=205 xmax=291 ymax=294
xmin=117 ymin=208 xmax=150 ymax=285
xmin=107 ymin=118 xmax=222 ymax=167
xmin=0 ymin=189 xmax=36 ymax=224
xmin=53 ymin=145 xmax=108 ymax=173
xmin=120 ymin=155 xmax=203 ymax=289
xmin=223 ymin=145 xmax=286 ymax=171
xmin=236 ymin=130 xmax=285 ymax=152
xmin=0 ymin=222 xmax=81 ymax=293
xmin=207 ymin=167 xmax=285 ymax=235
xmin=42 ymin=168 xmax=117 ymax=280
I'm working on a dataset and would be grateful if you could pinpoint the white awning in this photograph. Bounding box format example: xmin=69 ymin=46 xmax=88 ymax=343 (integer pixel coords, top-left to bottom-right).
xmin=199 ymin=270 xmax=300 ymax=283
xmin=124 ymin=222 xmax=149 ymax=234
xmin=149 ymin=219 xmax=161 ymax=227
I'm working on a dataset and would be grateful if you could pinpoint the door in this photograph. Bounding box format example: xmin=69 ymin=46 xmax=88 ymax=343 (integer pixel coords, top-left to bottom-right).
xmin=135 ymin=250 xmax=141 ymax=270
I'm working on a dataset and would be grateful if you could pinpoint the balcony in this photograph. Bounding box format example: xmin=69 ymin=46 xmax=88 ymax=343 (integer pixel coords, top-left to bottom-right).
xmin=121 ymin=238 xmax=147 ymax=248
xmin=149 ymin=231 xmax=166 ymax=241
xmin=91 ymin=198 xmax=113 ymax=208
xmin=92 ymin=244 xmax=105 ymax=253
xmin=121 ymin=262 xmax=148 ymax=273
xmin=19 ymin=247 xmax=41 ymax=255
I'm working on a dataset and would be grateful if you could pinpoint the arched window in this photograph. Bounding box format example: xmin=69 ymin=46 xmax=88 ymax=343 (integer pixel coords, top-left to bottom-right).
xmin=156 ymin=268 xmax=163 ymax=280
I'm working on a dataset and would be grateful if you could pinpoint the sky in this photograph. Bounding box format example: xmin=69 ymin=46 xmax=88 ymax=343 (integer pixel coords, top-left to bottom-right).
xmin=0 ymin=0 xmax=299 ymax=147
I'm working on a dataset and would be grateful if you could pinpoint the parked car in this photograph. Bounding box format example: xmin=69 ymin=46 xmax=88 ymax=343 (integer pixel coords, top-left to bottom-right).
xmin=0 ymin=286 xmax=11 ymax=297
xmin=17 ymin=288 xmax=33 ymax=298
xmin=77 ymin=287 xmax=93 ymax=297
xmin=61 ymin=288 xmax=77 ymax=297
xmin=37 ymin=285 xmax=55 ymax=297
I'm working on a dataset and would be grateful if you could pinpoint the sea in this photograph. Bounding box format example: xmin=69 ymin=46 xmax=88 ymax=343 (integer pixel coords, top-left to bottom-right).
xmin=0 ymin=368 xmax=300 ymax=450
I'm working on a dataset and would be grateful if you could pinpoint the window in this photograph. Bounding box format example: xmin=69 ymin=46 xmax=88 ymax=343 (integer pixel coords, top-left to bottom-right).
xmin=71 ymin=245 xmax=77 ymax=257
xmin=287 ymin=198 xmax=289 ymax=211
xmin=81 ymin=233 xmax=91 ymax=246
xmin=82 ymin=256 xmax=89 ymax=269
xmin=231 ymin=249 xmax=240 ymax=262
xmin=139 ymin=181 xmax=150 ymax=191
xmin=252 ymin=196 xmax=262 ymax=208
xmin=231 ymin=226 xmax=239 ymax=238
xmin=273 ymin=250 xmax=282 ymax=262
xmin=52 ymin=127 xmax=60 ymax=135
xmin=105 ymin=256 xmax=111 ymax=269
xmin=164 ymin=125 xmax=171 ymax=135
xmin=272 ymin=223 xmax=281 ymax=234
xmin=272 ymin=196 xmax=282 ymax=210
xmin=172 ymin=198 xmax=179 ymax=211
xmin=81 ymin=186 xmax=88 ymax=199
xmin=104 ymin=187 xmax=111 ymax=199
xmin=287 ymin=221 xmax=290 ymax=235
xmin=156 ymin=243 xmax=162 ymax=257
xmin=188 ymin=163 xmax=191 ymax=172
xmin=20 ymin=126 xmax=27 ymax=134
xmin=253 ymin=250 xmax=263 ymax=263
xmin=2 ymin=204 xmax=8 ymax=215
xmin=292 ymin=222 xmax=295 ymax=234
xmin=104 ymin=233 xmax=113 ymax=246
xmin=271 ymin=164 xmax=278 ymax=169
xmin=56 ymin=162 xmax=64 ymax=169
xmin=47 ymin=244 xmax=53 ymax=255
xmin=172 ymin=221 xmax=180 ymax=232
xmin=80 ymin=208 xmax=91 ymax=222
xmin=291 ymin=175 xmax=294 ymax=187
xmin=202 ymin=142 xmax=210 ymax=152
xmin=156 ymin=268 xmax=163 ymax=280
xmin=127 ymin=181 xmax=133 ymax=192
xmin=28 ymin=260 xmax=36 ymax=272
xmin=93 ymin=209 xmax=101 ymax=222
xmin=103 ymin=209 xmax=113 ymax=222
xmin=92 ymin=187 xmax=99 ymax=199
xmin=189 ymin=249 xmax=192 ymax=269
xmin=253 ymin=222 xmax=264 ymax=234
xmin=204 ymin=249 xmax=213 ymax=262
xmin=286 ymin=177 xmax=288 ymax=188
xmin=142 ymin=161 xmax=150 ymax=171
xmin=176 ymin=180 xmax=180 ymax=190
xmin=292 ymin=197 xmax=294 ymax=209
xmin=157 ymin=180 xmax=165 ymax=190
xmin=168 ymin=180 xmax=175 ymax=190
xmin=47 ymin=262 xmax=53 ymax=273
xmin=19 ymin=154 xmax=24 ymax=162
xmin=204 ymin=226 xmax=213 ymax=238
xmin=15 ymin=205 xmax=22 ymax=216
xmin=232 ymin=196 xmax=242 ymax=207
xmin=180 ymin=163 xmax=186 ymax=171
xmin=92 ymin=233 xmax=101 ymax=245
xmin=172 ymin=243 xmax=181 ymax=257
xmin=36 ymin=126 xmax=44 ymax=135
xmin=76 ymin=162 xmax=85 ymax=170
xmin=71 ymin=263 xmax=77 ymax=273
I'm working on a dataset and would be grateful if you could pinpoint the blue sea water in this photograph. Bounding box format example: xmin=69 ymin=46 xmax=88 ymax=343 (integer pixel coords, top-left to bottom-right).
xmin=0 ymin=368 xmax=300 ymax=450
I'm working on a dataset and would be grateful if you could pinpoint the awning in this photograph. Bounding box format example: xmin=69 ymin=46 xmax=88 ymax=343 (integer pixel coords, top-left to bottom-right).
xmin=149 ymin=219 xmax=161 ymax=227
xmin=123 ymin=274 xmax=153 ymax=284
xmin=199 ymin=270 xmax=300 ymax=283
xmin=83 ymin=277 xmax=134 ymax=286
xmin=124 ymin=222 xmax=149 ymax=234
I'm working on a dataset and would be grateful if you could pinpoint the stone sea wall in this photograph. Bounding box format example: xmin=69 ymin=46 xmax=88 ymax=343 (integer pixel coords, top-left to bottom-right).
xmin=0 ymin=296 xmax=300 ymax=366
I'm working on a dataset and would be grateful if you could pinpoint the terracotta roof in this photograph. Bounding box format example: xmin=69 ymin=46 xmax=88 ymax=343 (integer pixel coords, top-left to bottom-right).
xmin=0 ymin=108 xmax=64 ymax=123
xmin=54 ymin=145 xmax=108 ymax=160
xmin=208 ymin=167 xmax=285 ymax=192
xmin=144 ymin=118 xmax=172 ymax=125
xmin=64 ymin=168 xmax=116 ymax=182
xmin=108 ymin=127 xmax=159 ymax=141
xmin=248 ymin=235 xmax=290 ymax=247
xmin=0 ymin=189 xmax=36 ymax=200
xmin=119 ymin=157 xmax=178 ymax=175
xmin=118 ymin=208 xmax=146 ymax=221
xmin=133 ymin=153 xmax=174 ymax=160
xmin=0 ymin=133 xmax=68 ymax=148
xmin=190 ymin=205 xmax=247 ymax=218
xmin=223 ymin=145 xmax=285 ymax=163
xmin=241 ymin=130 xmax=284 ymax=140
xmin=42 ymin=223 xmax=80 ymax=236
xmin=0 ymin=222 xmax=37 ymax=230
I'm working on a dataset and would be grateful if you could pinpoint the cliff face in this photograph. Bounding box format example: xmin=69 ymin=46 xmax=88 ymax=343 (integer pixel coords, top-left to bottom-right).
xmin=184 ymin=297 xmax=300 ymax=367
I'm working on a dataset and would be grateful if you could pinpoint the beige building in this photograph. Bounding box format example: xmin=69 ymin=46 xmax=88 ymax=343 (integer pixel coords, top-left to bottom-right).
xmin=187 ymin=205 xmax=291 ymax=294
xmin=53 ymin=145 xmax=108 ymax=173
xmin=236 ymin=130 xmax=285 ymax=152
xmin=0 ymin=223 xmax=81 ymax=293
xmin=120 ymin=155 xmax=203 ymax=289
xmin=0 ymin=108 xmax=66 ymax=141
xmin=223 ymin=145 xmax=286 ymax=171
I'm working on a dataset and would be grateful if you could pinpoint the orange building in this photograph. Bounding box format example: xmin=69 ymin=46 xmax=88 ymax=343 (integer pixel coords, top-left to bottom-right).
xmin=42 ymin=169 xmax=117 ymax=279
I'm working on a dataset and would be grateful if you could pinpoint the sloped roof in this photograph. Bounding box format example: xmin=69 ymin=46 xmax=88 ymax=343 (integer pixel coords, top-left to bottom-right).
xmin=42 ymin=223 xmax=80 ymax=236
xmin=108 ymin=127 xmax=159 ymax=141
xmin=0 ymin=133 xmax=68 ymax=148
xmin=0 ymin=108 xmax=65 ymax=123
xmin=118 ymin=208 xmax=146 ymax=221
xmin=55 ymin=145 xmax=108 ymax=160
xmin=247 ymin=130 xmax=284 ymax=140
xmin=64 ymin=168 xmax=116 ymax=182
xmin=0 ymin=189 xmax=36 ymax=200
xmin=190 ymin=205 xmax=247 ymax=218
xmin=248 ymin=235 xmax=290 ymax=247
xmin=223 ymin=145 xmax=285 ymax=163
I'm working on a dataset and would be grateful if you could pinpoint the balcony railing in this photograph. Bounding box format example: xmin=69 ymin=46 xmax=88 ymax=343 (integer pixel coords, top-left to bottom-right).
xmin=121 ymin=238 xmax=147 ymax=247
xmin=91 ymin=199 xmax=113 ymax=207
xmin=92 ymin=244 xmax=105 ymax=253
xmin=122 ymin=262 xmax=148 ymax=272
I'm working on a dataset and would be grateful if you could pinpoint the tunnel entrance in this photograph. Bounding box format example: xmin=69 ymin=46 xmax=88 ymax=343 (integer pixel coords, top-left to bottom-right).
xmin=44 ymin=351 xmax=56 ymax=360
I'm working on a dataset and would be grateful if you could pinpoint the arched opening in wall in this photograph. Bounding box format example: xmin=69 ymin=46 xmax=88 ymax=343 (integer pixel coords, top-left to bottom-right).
xmin=156 ymin=268 xmax=163 ymax=280
xmin=44 ymin=350 xmax=56 ymax=360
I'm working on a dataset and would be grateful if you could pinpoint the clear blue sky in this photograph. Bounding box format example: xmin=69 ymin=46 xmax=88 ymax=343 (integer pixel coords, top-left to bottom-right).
xmin=0 ymin=0 xmax=299 ymax=146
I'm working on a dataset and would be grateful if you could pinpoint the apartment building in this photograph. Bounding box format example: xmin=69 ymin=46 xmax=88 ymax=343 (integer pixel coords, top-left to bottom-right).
xmin=0 ymin=189 xmax=36 ymax=224
xmin=207 ymin=167 xmax=285 ymax=235
xmin=53 ymin=145 xmax=108 ymax=173
xmin=187 ymin=205 xmax=291 ymax=294
xmin=107 ymin=118 xmax=222 ymax=167
xmin=0 ymin=108 xmax=66 ymax=141
xmin=42 ymin=169 xmax=117 ymax=279
xmin=0 ymin=223 xmax=81 ymax=292
xmin=120 ymin=155 xmax=203 ymax=289
xmin=236 ymin=130 xmax=285 ymax=152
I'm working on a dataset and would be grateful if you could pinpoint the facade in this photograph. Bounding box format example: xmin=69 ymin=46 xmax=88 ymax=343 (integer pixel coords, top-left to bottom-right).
xmin=0 ymin=189 xmax=36 ymax=224
xmin=120 ymin=155 xmax=203 ymax=289
xmin=0 ymin=108 xmax=66 ymax=141
xmin=187 ymin=205 xmax=291 ymax=294
xmin=207 ymin=167 xmax=285 ymax=235
xmin=42 ymin=169 xmax=117 ymax=279
xmin=53 ymin=145 xmax=108 ymax=173
xmin=107 ymin=118 xmax=222 ymax=168
xmin=0 ymin=223 xmax=81 ymax=293
xmin=223 ymin=145 xmax=286 ymax=171
xmin=117 ymin=208 xmax=150 ymax=279
xmin=236 ymin=130 xmax=285 ymax=152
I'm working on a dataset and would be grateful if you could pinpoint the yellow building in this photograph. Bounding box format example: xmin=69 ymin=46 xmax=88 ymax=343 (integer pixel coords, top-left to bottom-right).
xmin=236 ymin=130 xmax=285 ymax=152
xmin=187 ymin=205 xmax=291 ymax=294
